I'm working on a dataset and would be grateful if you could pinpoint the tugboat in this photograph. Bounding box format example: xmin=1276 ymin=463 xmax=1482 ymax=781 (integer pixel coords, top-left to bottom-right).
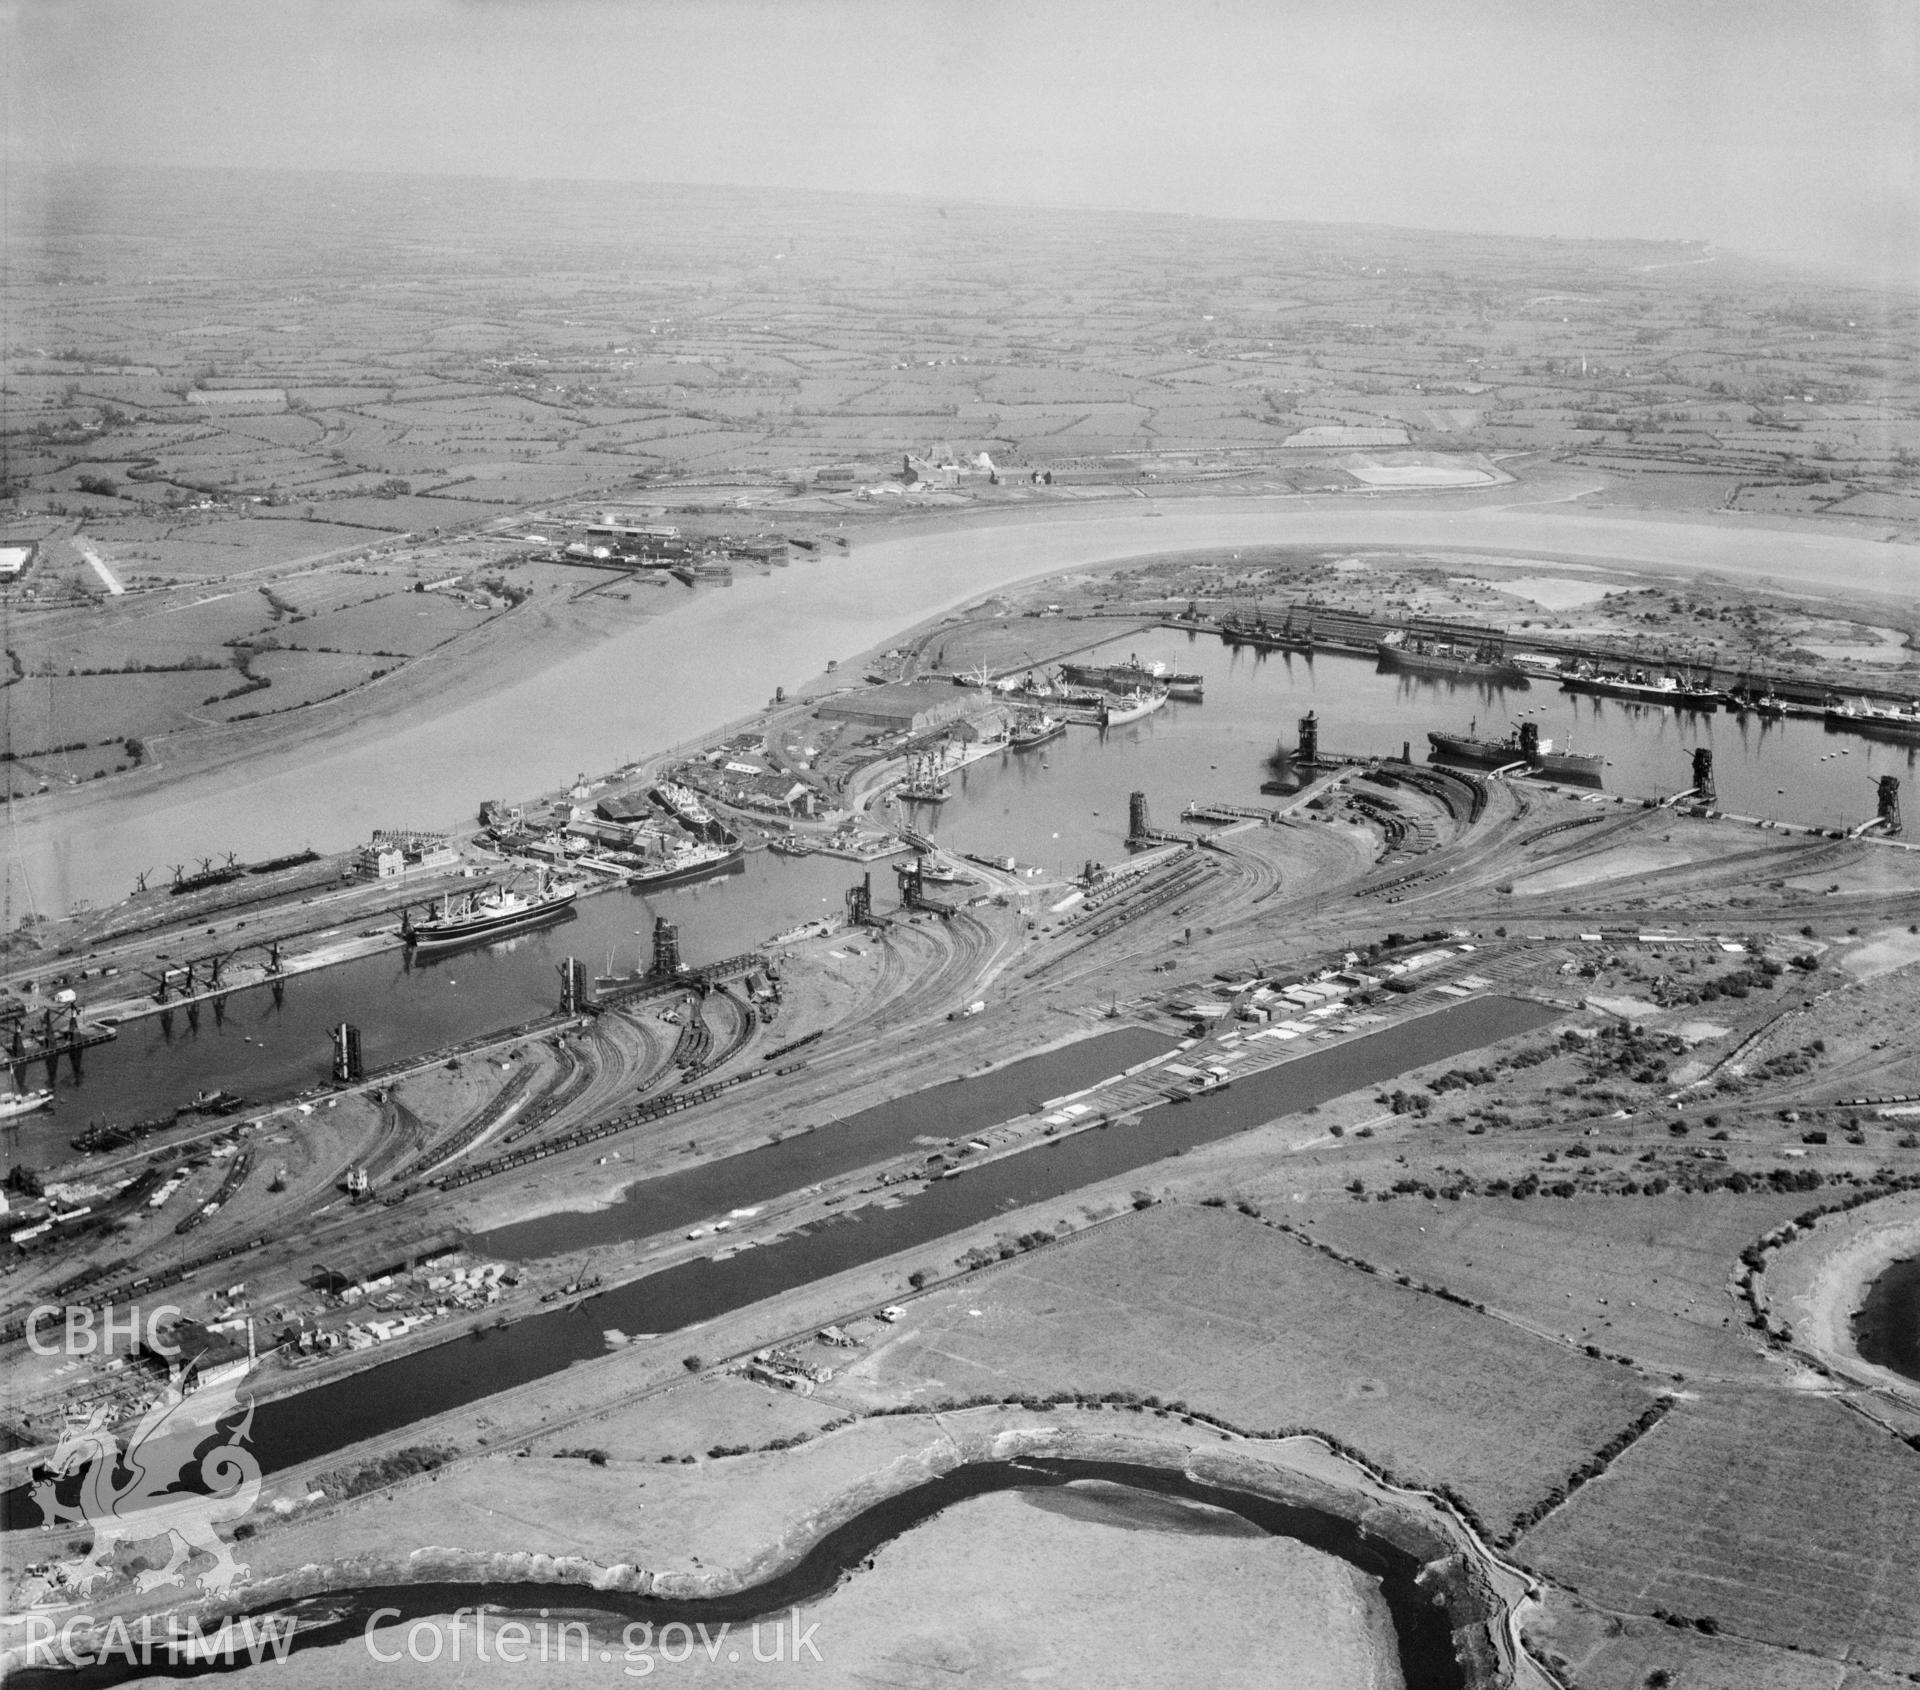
xmin=405 ymin=872 xmax=582 ymax=950
xmin=1428 ymin=719 xmax=1605 ymax=786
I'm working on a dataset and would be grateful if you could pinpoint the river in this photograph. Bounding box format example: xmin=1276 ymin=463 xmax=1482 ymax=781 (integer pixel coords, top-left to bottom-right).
xmin=3 ymin=1458 xmax=1468 ymax=1690
xmin=15 ymin=496 xmax=1915 ymax=912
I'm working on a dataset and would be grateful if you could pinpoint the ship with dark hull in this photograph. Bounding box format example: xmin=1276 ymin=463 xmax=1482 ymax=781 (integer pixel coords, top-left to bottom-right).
xmin=176 ymin=1088 xmax=247 ymax=1118
xmin=1377 ymin=631 xmax=1527 ymax=686
xmin=1428 ymin=720 xmax=1604 ymax=786
xmin=1826 ymin=699 xmax=1920 ymax=744
xmin=1727 ymin=689 xmax=1787 ymax=719
xmin=1219 ymin=607 xmax=1315 ymax=653
xmin=405 ymin=875 xmax=582 ymax=950
xmin=1008 ymin=709 xmax=1067 ymax=750
xmin=1058 ymin=655 xmax=1203 ymax=701
xmin=615 ymin=841 xmax=745 ymax=890
xmin=1559 ymin=665 xmax=1721 ymax=711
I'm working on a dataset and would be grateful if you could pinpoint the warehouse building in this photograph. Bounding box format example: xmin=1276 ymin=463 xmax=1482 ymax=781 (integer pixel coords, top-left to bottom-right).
xmin=815 ymin=682 xmax=988 ymax=734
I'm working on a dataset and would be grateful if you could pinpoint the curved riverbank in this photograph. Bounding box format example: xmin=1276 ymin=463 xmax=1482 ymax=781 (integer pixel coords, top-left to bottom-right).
xmin=18 ymin=489 xmax=1918 ymax=911
xmin=4 ymin=1417 xmax=1534 ymax=1689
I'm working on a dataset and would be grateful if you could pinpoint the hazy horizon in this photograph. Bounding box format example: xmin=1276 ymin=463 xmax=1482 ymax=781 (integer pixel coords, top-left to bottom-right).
xmin=6 ymin=0 xmax=1917 ymax=287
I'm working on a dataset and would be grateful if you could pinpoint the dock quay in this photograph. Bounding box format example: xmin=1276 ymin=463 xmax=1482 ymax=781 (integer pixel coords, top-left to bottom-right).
xmin=591 ymin=950 xmax=769 ymax=1010
xmin=1160 ymin=602 xmax=1920 ymax=715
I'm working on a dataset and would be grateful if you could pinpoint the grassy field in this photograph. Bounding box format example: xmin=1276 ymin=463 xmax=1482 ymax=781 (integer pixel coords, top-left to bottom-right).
xmin=1278 ymin=1191 xmax=1817 ymax=1381
xmin=1517 ymin=1385 xmax=1920 ymax=1676
xmin=1525 ymin=1583 xmax=1893 ymax=1690
xmin=847 ymin=1201 xmax=1656 ymax=1536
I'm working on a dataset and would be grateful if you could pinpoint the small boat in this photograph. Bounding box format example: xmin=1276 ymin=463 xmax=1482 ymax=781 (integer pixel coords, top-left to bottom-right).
xmin=176 ymin=1088 xmax=246 ymax=1118
xmin=0 ymin=1086 xmax=54 ymax=1122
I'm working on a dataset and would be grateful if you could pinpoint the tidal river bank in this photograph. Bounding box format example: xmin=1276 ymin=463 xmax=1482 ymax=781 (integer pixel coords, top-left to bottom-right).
xmin=17 ymin=494 xmax=1914 ymax=912
xmin=4 ymin=1418 xmax=1524 ymax=1690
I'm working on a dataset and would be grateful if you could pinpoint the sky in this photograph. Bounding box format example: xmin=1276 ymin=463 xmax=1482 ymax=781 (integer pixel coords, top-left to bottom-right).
xmin=5 ymin=0 xmax=1917 ymax=284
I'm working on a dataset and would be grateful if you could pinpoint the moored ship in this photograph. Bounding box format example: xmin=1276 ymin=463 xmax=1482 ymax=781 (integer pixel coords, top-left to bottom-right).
xmin=1560 ymin=665 xmax=1721 ymax=711
xmin=894 ymin=854 xmax=970 ymax=888
xmin=1826 ymin=698 xmax=1920 ymax=743
xmin=1100 ymin=688 xmax=1168 ymax=728
xmin=897 ymin=751 xmax=952 ymax=803
xmin=617 ymin=840 xmax=745 ymax=889
xmin=651 ymin=780 xmax=721 ymax=834
xmin=1377 ymin=631 xmax=1527 ymax=686
xmin=405 ymin=874 xmax=582 ymax=949
xmin=1059 ymin=654 xmax=1203 ymax=701
xmin=0 ymin=1085 xmax=53 ymax=1122
xmin=1428 ymin=719 xmax=1604 ymax=785
xmin=1008 ymin=708 xmax=1067 ymax=750
xmin=1220 ymin=608 xmax=1314 ymax=653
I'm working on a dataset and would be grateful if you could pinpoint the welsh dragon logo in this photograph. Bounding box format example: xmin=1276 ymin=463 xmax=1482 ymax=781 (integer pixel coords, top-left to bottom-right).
xmin=30 ymin=1363 xmax=262 ymax=1598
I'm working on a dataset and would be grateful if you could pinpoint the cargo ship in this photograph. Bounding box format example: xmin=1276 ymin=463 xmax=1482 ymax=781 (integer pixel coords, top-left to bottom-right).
xmin=897 ymin=752 xmax=951 ymax=803
xmin=176 ymin=1088 xmax=247 ymax=1118
xmin=1100 ymin=688 xmax=1168 ymax=728
xmin=1008 ymin=708 xmax=1066 ymax=750
xmin=1220 ymin=608 xmax=1314 ymax=653
xmin=1726 ymin=689 xmax=1787 ymax=719
xmin=1059 ymin=655 xmax=1203 ymax=701
xmin=1376 ymin=631 xmax=1527 ymax=686
xmin=1428 ymin=720 xmax=1605 ymax=786
xmin=621 ymin=840 xmax=745 ymax=890
xmin=1559 ymin=665 xmax=1721 ymax=711
xmin=405 ymin=874 xmax=582 ymax=949
xmin=651 ymin=780 xmax=721 ymax=834
xmin=1825 ymin=699 xmax=1920 ymax=744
